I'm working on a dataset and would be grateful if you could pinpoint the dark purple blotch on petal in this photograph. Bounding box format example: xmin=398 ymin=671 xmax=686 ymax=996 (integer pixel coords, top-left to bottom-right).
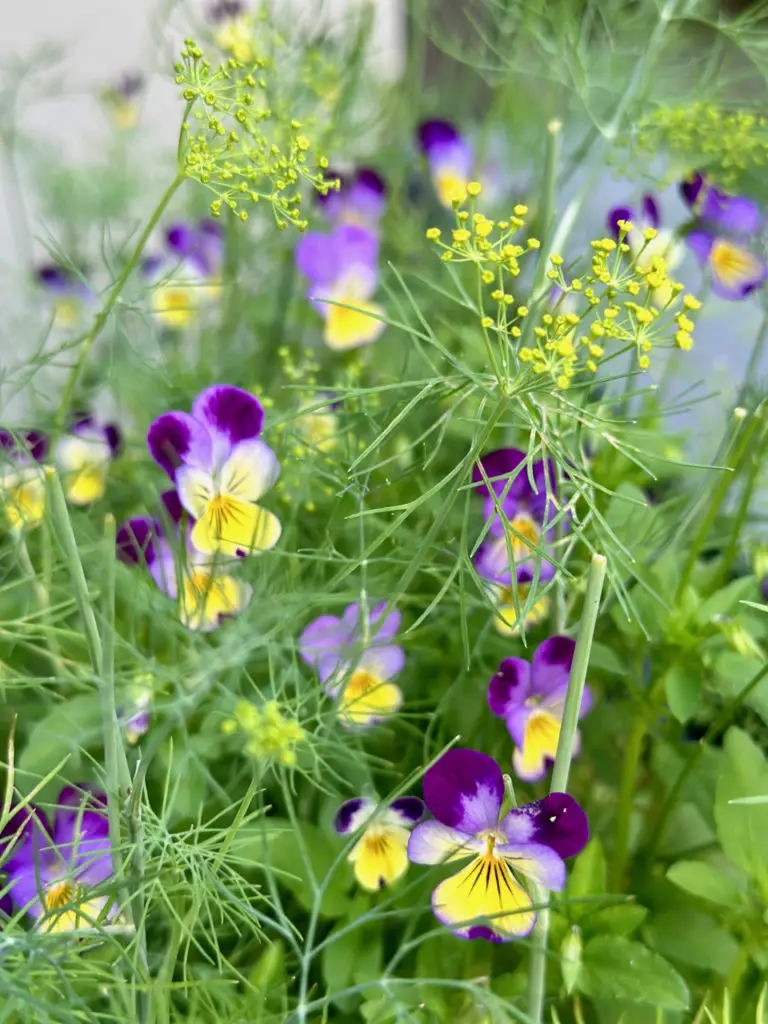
xmin=642 ymin=193 xmax=660 ymax=229
xmin=422 ymin=748 xmax=502 ymax=831
xmin=37 ymin=264 xmax=75 ymax=293
xmin=488 ymin=657 xmax=529 ymax=717
xmin=334 ymin=798 xmax=366 ymax=834
xmin=525 ymin=792 xmax=589 ymax=859
xmin=147 ymin=413 xmax=194 ymax=479
xmin=355 ymin=168 xmax=386 ymax=197
xmin=166 ymin=223 xmax=196 ymax=256
xmin=160 ymin=489 xmax=184 ymax=526
xmin=104 ymin=424 xmax=121 ymax=456
xmin=390 ymin=796 xmax=425 ymax=824
xmin=208 ymin=0 xmax=245 ymax=22
xmin=193 ymin=385 xmax=264 ymax=445
xmin=417 ymin=119 xmax=460 ymax=153
xmin=466 ymin=924 xmax=504 ymax=943
xmin=606 ymin=206 xmax=634 ymax=238
xmin=472 ymin=447 xmax=526 ymax=497
xmin=680 ymin=171 xmax=704 ymax=207
xmin=116 ymin=518 xmax=156 ymax=566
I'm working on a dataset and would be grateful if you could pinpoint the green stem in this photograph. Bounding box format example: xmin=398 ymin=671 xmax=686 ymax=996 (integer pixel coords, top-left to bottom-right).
xmin=528 ymin=554 xmax=607 ymax=1024
xmin=530 ymin=118 xmax=562 ymax=305
xmin=675 ymin=406 xmax=762 ymax=602
xmin=15 ymin=533 xmax=66 ymax=674
xmin=55 ymin=172 xmax=185 ymax=430
xmin=718 ymin=417 xmax=768 ymax=582
xmin=610 ymin=709 xmax=648 ymax=892
xmin=736 ymin=306 xmax=768 ymax=409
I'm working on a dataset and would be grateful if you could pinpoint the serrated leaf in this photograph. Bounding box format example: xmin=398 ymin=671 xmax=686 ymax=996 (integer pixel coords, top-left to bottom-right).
xmin=579 ymin=936 xmax=689 ymax=1010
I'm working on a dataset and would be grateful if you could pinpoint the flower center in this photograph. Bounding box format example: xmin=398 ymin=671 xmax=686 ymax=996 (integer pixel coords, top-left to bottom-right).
xmin=44 ymin=879 xmax=75 ymax=912
xmin=435 ymin=170 xmax=467 ymax=207
xmin=342 ymin=669 xmax=378 ymax=704
xmin=710 ymin=239 xmax=755 ymax=286
xmin=507 ymin=515 xmax=540 ymax=561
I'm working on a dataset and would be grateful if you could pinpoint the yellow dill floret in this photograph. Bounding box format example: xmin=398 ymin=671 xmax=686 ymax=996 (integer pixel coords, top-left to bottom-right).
xmin=481 ymin=316 xmax=494 ymax=328
xmin=677 ymin=314 xmax=694 ymax=332
xmin=527 ymin=238 xmax=541 ymax=249
xmin=452 ymin=228 xmax=471 ymax=243
xmin=491 ymin=289 xmax=504 ymax=301
xmin=467 ymin=181 xmax=483 ymax=197
xmin=519 ymin=347 xmax=535 ymax=362
xmin=474 ymin=215 xmax=494 ymax=238
xmin=634 ymin=307 xmax=655 ymax=326
xmin=556 ymin=374 xmax=571 ymax=389
xmin=676 ymin=330 xmax=694 ymax=350
xmin=513 ymin=204 xmax=528 ymax=216
xmin=617 ymin=219 xmax=634 ymax=234
xmin=482 ymin=270 xmax=495 ymax=284
xmin=571 ymin=278 xmax=582 ymax=290
xmin=517 ymin=306 xmax=529 ymax=317
xmin=643 ymin=227 xmax=658 ymax=241
xmin=683 ymin=294 xmax=702 ymax=310
xmin=638 ymin=355 xmax=650 ymax=369
xmin=550 ymin=254 xmax=564 ymax=266
xmin=510 ymin=326 xmax=522 ymax=338
xmin=426 ymin=227 xmax=441 ymax=240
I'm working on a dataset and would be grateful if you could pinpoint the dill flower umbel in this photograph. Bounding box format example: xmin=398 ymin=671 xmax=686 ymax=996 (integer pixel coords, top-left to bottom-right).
xmin=222 ymin=700 xmax=305 ymax=765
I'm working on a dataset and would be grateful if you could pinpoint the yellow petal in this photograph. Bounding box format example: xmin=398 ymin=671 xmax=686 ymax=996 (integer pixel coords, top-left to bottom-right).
xmin=348 ymin=825 xmax=410 ymax=891
xmin=435 ymin=171 xmax=467 ymax=208
xmin=3 ymin=474 xmax=45 ymax=531
xmin=152 ymin=285 xmax=198 ymax=328
xmin=514 ymin=710 xmax=561 ymax=780
xmin=338 ymin=669 xmax=402 ymax=727
xmin=65 ymin=466 xmax=108 ymax=505
xmin=190 ymin=497 xmax=281 ymax=558
xmin=432 ymin=853 xmax=535 ymax=939
xmin=180 ymin=570 xmax=252 ymax=631
xmin=324 ymin=300 xmax=385 ymax=351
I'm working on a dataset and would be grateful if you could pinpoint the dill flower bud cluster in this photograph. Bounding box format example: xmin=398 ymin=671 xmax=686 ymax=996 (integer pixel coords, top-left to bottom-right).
xmin=222 ymin=699 xmax=305 ymax=765
xmin=175 ymin=39 xmax=329 ymax=227
xmin=623 ymin=104 xmax=768 ymax=188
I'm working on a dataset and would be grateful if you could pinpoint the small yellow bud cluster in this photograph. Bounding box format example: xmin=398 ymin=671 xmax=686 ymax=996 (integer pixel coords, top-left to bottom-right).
xmin=222 ymin=699 xmax=305 ymax=766
xmin=175 ymin=39 xmax=329 ymax=229
xmin=627 ymin=104 xmax=768 ymax=189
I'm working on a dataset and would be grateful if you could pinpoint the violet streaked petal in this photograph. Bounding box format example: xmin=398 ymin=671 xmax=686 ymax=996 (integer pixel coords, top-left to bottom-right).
xmin=531 ymin=635 xmax=575 ymax=697
xmin=606 ymin=205 xmax=634 ymax=238
xmin=487 ymin=657 xmax=531 ymax=718
xmin=502 ymin=793 xmax=588 ymax=859
xmin=386 ymin=797 xmax=424 ymax=827
xmin=700 ymin=191 xmax=761 ymax=236
xmin=147 ymin=411 xmax=212 ymax=480
xmin=422 ymin=748 xmax=503 ymax=834
xmin=334 ymin=797 xmax=375 ymax=834
xmin=407 ymin=820 xmax=482 ymax=864
xmin=116 ymin=517 xmax=156 ymax=566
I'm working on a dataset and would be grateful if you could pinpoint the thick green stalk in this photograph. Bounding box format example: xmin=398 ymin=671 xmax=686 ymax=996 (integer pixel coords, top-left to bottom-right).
xmin=55 ymin=171 xmax=185 ymax=430
xmin=528 ymin=554 xmax=607 ymax=1024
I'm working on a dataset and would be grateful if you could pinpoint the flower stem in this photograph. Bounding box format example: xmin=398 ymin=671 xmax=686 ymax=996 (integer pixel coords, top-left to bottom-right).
xmin=736 ymin=306 xmax=768 ymax=408
xmin=54 ymin=171 xmax=185 ymax=430
xmin=609 ymin=708 xmax=648 ymax=892
xmin=528 ymin=554 xmax=607 ymax=1024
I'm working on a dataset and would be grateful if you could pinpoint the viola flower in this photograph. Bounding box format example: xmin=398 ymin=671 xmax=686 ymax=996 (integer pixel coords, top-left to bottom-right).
xmin=298 ymin=600 xmax=404 ymax=728
xmin=145 ymin=220 xmax=223 ymax=329
xmin=488 ymin=582 xmax=550 ymax=638
xmin=148 ymin=385 xmax=281 ymax=559
xmin=680 ymin=172 xmax=762 ymax=236
xmin=488 ymin=637 xmax=591 ymax=782
xmin=335 ymin=796 xmax=424 ymax=891
xmin=408 ymin=748 xmax=588 ymax=941
xmin=417 ymin=120 xmax=473 ymax=208
xmin=317 ymin=168 xmax=387 ymax=230
xmin=36 ymin=264 xmax=92 ymax=328
xmin=295 ymin=224 xmax=386 ymax=351
xmin=119 ymin=675 xmax=154 ymax=744
xmin=2 ymin=785 xmax=115 ymax=933
xmin=116 ymin=489 xmax=253 ymax=632
xmin=54 ymin=416 xmax=121 ymax=506
xmin=101 ymin=72 xmax=144 ymax=130
xmin=472 ymin=448 xmax=557 ymax=588
xmin=607 ymin=194 xmax=684 ymax=306
xmin=208 ymin=0 xmax=254 ymax=62
xmin=1 ymin=430 xmax=48 ymax=532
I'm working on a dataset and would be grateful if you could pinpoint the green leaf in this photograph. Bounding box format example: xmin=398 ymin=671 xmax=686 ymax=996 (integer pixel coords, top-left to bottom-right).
xmin=270 ymin=822 xmax=355 ymax=919
xmin=665 ymin=664 xmax=701 ymax=724
xmin=579 ymin=936 xmax=689 ymax=1010
xmin=695 ymin=576 xmax=757 ymax=624
xmin=715 ymin=727 xmax=768 ymax=895
xmin=567 ymin=838 xmax=606 ymax=918
xmin=666 ymin=860 xmax=745 ymax=907
xmin=645 ymin=909 xmax=739 ymax=976
xmin=18 ymin=693 xmax=102 ymax=780
xmin=582 ymin=903 xmax=648 ymax=937
xmin=711 ymin=651 xmax=768 ymax=724
xmin=322 ymin=921 xmax=383 ymax=1000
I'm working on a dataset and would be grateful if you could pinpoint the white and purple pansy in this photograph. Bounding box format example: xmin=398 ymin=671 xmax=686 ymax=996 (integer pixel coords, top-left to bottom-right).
xmin=1 ymin=429 xmax=49 ymax=532
xmin=317 ymin=167 xmax=387 ymax=229
xmin=147 ymin=385 xmax=281 ymax=560
xmin=1 ymin=785 xmax=115 ymax=933
xmin=334 ymin=795 xmax=424 ymax=891
xmin=36 ymin=263 xmax=92 ymax=328
xmin=407 ymin=748 xmax=588 ymax=942
xmin=54 ymin=415 xmax=121 ymax=506
xmin=116 ymin=488 xmax=253 ymax=632
xmin=101 ymin=71 xmax=144 ymax=130
xmin=417 ymin=120 xmax=473 ymax=208
xmin=488 ymin=636 xmax=592 ymax=782
xmin=295 ymin=224 xmax=386 ymax=351
xmin=472 ymin=447 xmax=557 ymax=588
xmin=144 ymin=220 xmax=223 ymax=328
xmin=299 ymin=600 xmax=404 ymax=728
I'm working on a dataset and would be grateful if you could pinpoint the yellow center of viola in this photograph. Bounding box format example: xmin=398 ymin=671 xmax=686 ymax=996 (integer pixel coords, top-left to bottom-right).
xmin=495 ymin=584 xmax=549 ymax=637
xmin=191 ymin=492 xmax=280 ymax=559
xmin=152 ymin=285 xmax=197 ymax=328
xmin=53 ymin=298 xmax=81 ymax=329
xmin=45 ymin=880 xmax=75 ymax=911
xmin=710 ymin=239 xmax=758 ymax=287
xmin=507 ymin=515 xmax=540 ymax=563
xmin=349 ymin=824 xmax=410 ymax=891
xmin=325 ymin=298 xmax=385 ymax=351
xmin=67 ymin=463 xmax=107 ymax=506
xmin=337 ymin=669 xmax=401 ymax=727
xmin=435 ymin=170 xmax=468 ymax=208
xmin=5 ymin=478 xmax=45 ymax=531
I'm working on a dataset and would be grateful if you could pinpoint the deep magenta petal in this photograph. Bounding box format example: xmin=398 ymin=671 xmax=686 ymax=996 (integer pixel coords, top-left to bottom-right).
xmin=116 ymin=517 xmax=156 ymax=566
xmin=504 ymin=793 xmax=588 ymax=859
xmin=147 ymin=411 xmax=207 ymax=479
xmin=422 ymin=748 xmax=503 ymax=834
xmin=531 ymin=636 xmax=576 ymax=696
xmin=488 ymin=658 xmax=531 ymax=718
xmin=191 ymin=385 xmax=264 ymax=447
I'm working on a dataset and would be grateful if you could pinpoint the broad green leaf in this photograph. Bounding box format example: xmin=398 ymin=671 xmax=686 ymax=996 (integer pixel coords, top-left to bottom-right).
xmin=715 ymin=728 xmax=768 ymax=896
xmin=665 ymin=664 xmax=701 ymax=724
xmin=567 ymin=838 xmax=607 ymax=906
xmin=666 ymin=860 xmax=745 ymax=907
xmin=579 ymin=936 xmax=689 ymax=1010
xmin=711 ymin=652 xmax=768 ymax=724
xmin=695 ymin=576 xmax=757 ymax=625
xmin=323 ymin=921 xmax=383 ymax=1003
xmin=645 ymin=909 xmax=739 ymax=976
xmin=18 ymin=693 xmax=102 ymax=781
xmin=270 ymin=822 xmax=355 ymax=919
xmin=581 ymin=903 xmax=648 ymax=937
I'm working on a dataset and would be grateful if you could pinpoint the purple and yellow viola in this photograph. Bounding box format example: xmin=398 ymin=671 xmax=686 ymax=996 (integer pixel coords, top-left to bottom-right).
xmin=318 ymin=167 xmax=386 ymax=231
xmin=55 ymin=416 xmax=121 ymax=506
xmin=417 ymin=120 xmax=473 ymax=208
xmin=144 ymin=220 xmax=223 ymax=328
xmin=208 ymin=0 xmax=254 ymax=62
xmin=299 ymin=600 xmax=404 ymax=728
xmin=101 ymin=72 xmax=144 ymax=130
xmin=148 ymin=385 xmax=281 ymax=559
xmin=607 ymin=193 xmax=684 ymax=306
xmin=36 ymin=264 xmax=92 ymax=329
xmin=1 ymin=429 xmax=49 ymax=532
xmin=116 ymin=489 xmax=253 ymax=633
xmin=295 ymin=224 xmax=385 ymax=350
xmin=334 ymin=795 xmax=424 ymax=891
xmin=408 ymin=749 xmax=588 ymax=941
xmin=488 ymin=636 xmax=591 ymax=782
xmin=680 ymin=172 xmax=766 ymax=300
xmin=1 ymin=785 xmax=115 ymax=933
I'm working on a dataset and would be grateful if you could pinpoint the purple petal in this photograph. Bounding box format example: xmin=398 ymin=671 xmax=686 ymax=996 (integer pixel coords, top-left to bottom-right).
xmin=104 ymin=424 xmax=121 ymax=456
xmin=606 ymin=205 xmax=634 ymax=238
xmin=465 ymin=925 xmax=504 ymax=942
xmin=531 ymin=636 xmax=575 ymax=697
xmin=642 ymin=194 xmax=660 ymax=229
xmin=417 ymin=119 xmax=460 ymax=153
xmin=334 ymin=797 xmax=375 ymax=834
xmin=501 ymin=793 xmax=589 ymax=859
xmin=388 ymin=796 xmax=424 ymax=826
xmin=368 ymin=602 xmax=401 ymax=642
xmin=407 ymin=820 xmax=483 ymax=864
xmin=147 ymin=411 xmax=212 ymax=480
xmin=52 ymin=785 xmax=112 ymax=883
xmin=472 ymin=448 xmax=527 ymax=499
xmin=295 ymin=232 xmax=339 ymax=287
xmin=505 ymin=704 xmax=534 ymax=750
xmin=148 ymin=534 xmax=179 ymax=600
xmin=686 ymin=229 xmax=715 ymax=266
xmin=358 ymin=644 xmax=405 ymax=681
xmin=116 ymin=517 xmax=156 ymax=566
xmin=316 ymin=168 xmax=346 ymax=214
xmin=37 ymin=264 xmax=75 ymax=293
xmin=191 ymin=386 xmax=264 ymax=455
xmin=680 ymin=171 xmax=704 ymax=207
xmin=707 ymin=238 xmax=767 ymax=300
xmin=475 ymin=536 xmax=513 ymax=586
xmin=160 ymin=488 xmax=184 ymax=526
xmin=700 ymin=192 xmax=761 ymax=236
xmin=330 ymin=224 xmax=379 ymax=275
xmin=298 ymin=613 xmax=347 ymax=666
xmin=497 ymin=840 xmax=566 ymax=891
xmin=488 ymin=657 xmax=531 ymax=718
xmin=166 ymin=223 xmax=196 ymax=257
xmin=422 ymin=748 xmax=503 ymax=835
xmin=347 ymin=168 xmax=387 ymax=222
